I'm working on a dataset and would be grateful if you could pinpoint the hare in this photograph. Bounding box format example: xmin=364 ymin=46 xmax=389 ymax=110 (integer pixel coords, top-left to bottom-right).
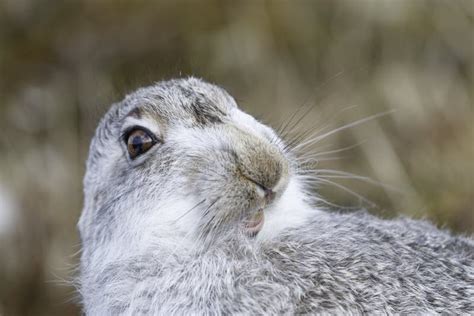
xmin=78 ymin=77 xmax=473 ymax=315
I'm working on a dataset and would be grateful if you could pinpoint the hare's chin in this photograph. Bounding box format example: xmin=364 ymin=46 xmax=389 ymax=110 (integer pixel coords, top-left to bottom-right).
xmin=244 ymin=208 xmax=265 ymax=237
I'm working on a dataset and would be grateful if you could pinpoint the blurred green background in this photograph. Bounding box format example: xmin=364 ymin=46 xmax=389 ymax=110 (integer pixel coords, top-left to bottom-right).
xmin=0 ymin=0 xmax=472 ymax=315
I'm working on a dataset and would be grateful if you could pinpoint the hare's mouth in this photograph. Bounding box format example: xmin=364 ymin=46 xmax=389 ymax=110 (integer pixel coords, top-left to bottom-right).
xmin=244 ymin=208 xmax=264 ymax=237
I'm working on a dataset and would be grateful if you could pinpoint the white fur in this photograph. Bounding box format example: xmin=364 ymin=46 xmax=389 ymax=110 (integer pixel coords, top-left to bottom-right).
xmin=258 ymin=178 xmax=317 ymax=241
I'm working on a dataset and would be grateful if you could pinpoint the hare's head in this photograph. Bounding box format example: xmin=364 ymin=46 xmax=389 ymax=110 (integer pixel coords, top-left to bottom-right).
xmin=79 ymin=78 xmax=313 ymax=262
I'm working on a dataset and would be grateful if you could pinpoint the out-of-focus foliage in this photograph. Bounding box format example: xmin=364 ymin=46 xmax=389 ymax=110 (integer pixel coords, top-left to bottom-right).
xmin=0 ymin=0 xmax=472 ymax=314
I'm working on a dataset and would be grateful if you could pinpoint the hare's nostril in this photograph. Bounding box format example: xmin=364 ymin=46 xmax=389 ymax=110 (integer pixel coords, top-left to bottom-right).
xmin=241 ymin=172 xmax=279 ymax=203
xmin=264 ymin=188 xmax=275 ymax=203
xmin=254 ymin=181 xmax=276 ymax=203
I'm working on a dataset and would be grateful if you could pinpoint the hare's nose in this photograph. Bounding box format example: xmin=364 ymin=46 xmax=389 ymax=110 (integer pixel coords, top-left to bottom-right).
xmin=227 ymin=124 xmax=289 ymax=200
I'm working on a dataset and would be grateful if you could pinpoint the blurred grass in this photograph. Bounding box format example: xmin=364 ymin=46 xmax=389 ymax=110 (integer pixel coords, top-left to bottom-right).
xmin=0 ymin=0 xmax=473 ymax=315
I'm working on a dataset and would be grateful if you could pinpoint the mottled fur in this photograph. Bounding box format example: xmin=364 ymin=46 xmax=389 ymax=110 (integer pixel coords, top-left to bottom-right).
xmin=79 ymin=78 xmax=474 ymax=315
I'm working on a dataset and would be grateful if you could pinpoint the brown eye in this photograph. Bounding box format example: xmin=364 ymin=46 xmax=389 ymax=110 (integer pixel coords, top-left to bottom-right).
xmin=125 ymin=128 xmax=157 ymax=159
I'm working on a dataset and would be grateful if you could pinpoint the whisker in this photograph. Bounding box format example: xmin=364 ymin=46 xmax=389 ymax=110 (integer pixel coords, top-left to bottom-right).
xmin=296 ymin=156 xmax=346 ymax=168
xmin=277 ymin=104 xmax=308 ymax=139
xmin=291 ymin=110 xmax=395 ymax=152
xmin=296 ymin=141 xmax=366 ymax=161
xmin=93 ymin=186 xmax=138 ymax=220
xmin=281 ymin=104 xmax=360 ymax=153
xmin=301 ymin=168 xmax=404 ymax=193
xmin=277 ymin=69 xmax=356 ymax=139
xmin=312 ymin=195 xmax=361 ymax=211
xmin=313 ymin=171 xmax=404 ymax=194
xmin=301 ymin=177 xmax=377 ymax=208
xmin=171 ymin=199 xmax=207 ymax=224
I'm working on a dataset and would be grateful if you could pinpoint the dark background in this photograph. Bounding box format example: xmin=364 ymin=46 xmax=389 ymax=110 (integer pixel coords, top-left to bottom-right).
xmin=0 ymin=1 xmax=472 ymax=315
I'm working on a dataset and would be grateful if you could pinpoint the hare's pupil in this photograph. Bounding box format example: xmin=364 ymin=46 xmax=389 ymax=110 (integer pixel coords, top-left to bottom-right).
xmin=133 ymin=135 xmax=143 ymax=146
xmin=132 ymin=136 xmax=143 ymax=151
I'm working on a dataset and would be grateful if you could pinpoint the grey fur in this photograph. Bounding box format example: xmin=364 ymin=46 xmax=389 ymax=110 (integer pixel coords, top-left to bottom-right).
xmin=78 ymin=77 xmax=474 ymax=315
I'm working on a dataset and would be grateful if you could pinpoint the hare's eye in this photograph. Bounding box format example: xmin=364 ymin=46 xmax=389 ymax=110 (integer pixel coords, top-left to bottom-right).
xmin=125 ymin=128 xmax=157 ymax=159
